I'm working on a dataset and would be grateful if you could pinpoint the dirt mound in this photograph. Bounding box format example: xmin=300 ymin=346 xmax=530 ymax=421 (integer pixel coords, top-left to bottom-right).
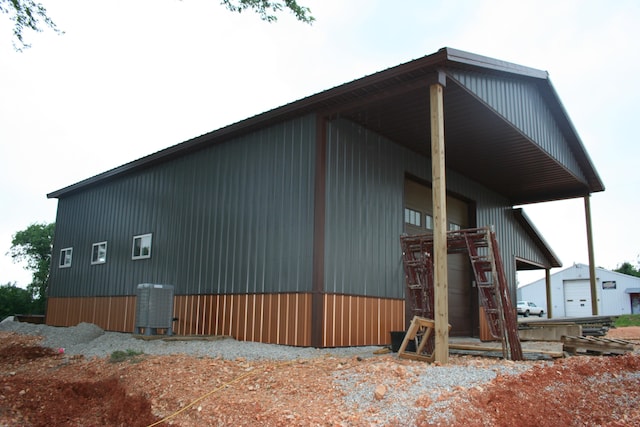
xmin=0 ymin=343 xmax=57 ymax=362
xmin=422 ymin=353 xmax=640 ymax=426
xmin=1 ymin=376 xmax=157 ymax=427
xmin=0 ymin=333 xmax=159 ymax=427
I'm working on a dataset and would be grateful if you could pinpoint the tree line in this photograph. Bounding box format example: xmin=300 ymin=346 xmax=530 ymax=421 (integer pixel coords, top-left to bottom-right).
xmin=2 ymin=222 xmax=53 ymax=320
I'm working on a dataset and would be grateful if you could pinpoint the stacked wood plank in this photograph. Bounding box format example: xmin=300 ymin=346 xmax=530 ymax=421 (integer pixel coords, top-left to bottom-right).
xmin=562 ymin=335 xmax=635 ymax=355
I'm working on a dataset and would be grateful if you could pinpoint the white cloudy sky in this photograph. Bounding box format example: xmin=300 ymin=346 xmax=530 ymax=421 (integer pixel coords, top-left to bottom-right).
xmin=1 ymin=0 xmax=638 ymax=288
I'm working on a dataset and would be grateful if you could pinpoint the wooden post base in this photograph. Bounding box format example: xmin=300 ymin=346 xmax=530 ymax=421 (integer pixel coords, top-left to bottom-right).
xmin=398 ymin=316 xmax=450 ymax=362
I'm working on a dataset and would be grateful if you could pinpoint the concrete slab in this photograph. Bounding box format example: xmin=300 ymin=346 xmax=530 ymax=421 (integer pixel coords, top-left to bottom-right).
xmin=518 ymin=323 xmax=582 ymax=341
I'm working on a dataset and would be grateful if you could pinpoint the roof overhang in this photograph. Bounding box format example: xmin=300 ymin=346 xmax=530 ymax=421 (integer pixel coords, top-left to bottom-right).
xmin=513 ymin=208 xmax=562 ymax=269
xmin=48 ymin=47 xmax=604 ymax=202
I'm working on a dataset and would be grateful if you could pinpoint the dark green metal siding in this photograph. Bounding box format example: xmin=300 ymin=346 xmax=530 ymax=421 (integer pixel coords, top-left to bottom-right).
xmin=50 ymin=113 xmax=555 ymax=302
xmin=49 ymin=116 xmax=316 ymax=297
xmin=324 ymin=119 xmax=406 ymax=299
xmin=323 ymin=118 xmax=551 ymax=299
xmin=448 ymin=69 xmax=587 ymax=184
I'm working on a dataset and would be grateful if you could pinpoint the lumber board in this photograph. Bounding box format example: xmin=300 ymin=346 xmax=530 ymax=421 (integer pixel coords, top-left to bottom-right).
xmin=398 ymin=316 xmax=440 ymax=362
xmin=449 ymin=343 xmax=564 ymax=358
xmin=562 ymin=335 xmax=634 ymax=355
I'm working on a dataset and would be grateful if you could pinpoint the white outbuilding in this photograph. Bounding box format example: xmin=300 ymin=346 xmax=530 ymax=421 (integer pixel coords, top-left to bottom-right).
xmin=518 ymin=263 xmax=640 ymax=318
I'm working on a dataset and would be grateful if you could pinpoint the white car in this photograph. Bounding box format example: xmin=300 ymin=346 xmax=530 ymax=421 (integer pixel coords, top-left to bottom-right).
xmin=517 ymin=301 xmax=544 ymax=317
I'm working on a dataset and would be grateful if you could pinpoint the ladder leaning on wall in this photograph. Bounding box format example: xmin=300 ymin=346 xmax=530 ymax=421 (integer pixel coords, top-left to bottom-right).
xmin=400 ymin=226 xmax=523 ymax=361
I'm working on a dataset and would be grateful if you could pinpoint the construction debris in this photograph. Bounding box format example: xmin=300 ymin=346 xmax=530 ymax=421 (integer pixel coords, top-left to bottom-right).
xmin=562 ymin=335 xmax=635 ymax=355
xmin=397 ymin=316 xmax=446 ymax=362
xmin=449 ymin=343 xmax=564 ymax=359
xmin=400 ymin=227 xmax=523 ymax=361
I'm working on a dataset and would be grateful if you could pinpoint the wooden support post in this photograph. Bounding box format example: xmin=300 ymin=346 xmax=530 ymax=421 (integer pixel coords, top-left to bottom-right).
xmin=584 ymin=195 xmax=598 ymax=315
xmin=545 ymin=268 xmax=552 ymax=318
xmin=430 ymin=81 xmax=448 ymax=363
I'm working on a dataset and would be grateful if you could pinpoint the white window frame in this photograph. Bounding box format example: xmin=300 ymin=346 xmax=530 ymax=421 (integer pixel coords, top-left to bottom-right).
xmin=425 ymin=214 xmax=434 ymax=230
xmin=91 ymin=241 xmax=107 ymax=265
xmin=132 ymin=233 xmax=152 ymax=260
xmin=404 ymin=208 xmax=422 ymax=227
xmin=59 ymin=247 xmax=73 ymax=268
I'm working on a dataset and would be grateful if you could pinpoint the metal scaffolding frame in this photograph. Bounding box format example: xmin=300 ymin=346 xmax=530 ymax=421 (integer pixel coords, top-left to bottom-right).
xmin=400 ymin=226 xmax=523 ymax=361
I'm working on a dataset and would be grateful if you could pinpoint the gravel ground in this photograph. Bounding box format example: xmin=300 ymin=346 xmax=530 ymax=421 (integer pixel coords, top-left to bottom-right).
xmin=3 ymin=318 xmax=638 ymax=426
xmin=0 ymin=318 xmax=538 ymax=425
xmin=0 ymin=318 xmax=381 ymax=360
xmin=333 ymin=361 xmax=534 ymax=425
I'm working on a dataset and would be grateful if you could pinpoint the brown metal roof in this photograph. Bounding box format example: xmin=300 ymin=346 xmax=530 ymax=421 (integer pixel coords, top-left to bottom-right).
xmin=48 ymin=47 xmax=604 ymax=202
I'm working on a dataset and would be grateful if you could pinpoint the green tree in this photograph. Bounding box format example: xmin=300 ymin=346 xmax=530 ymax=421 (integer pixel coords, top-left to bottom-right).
xmin=613 ymin=260 xmax=640 ymax=278
xmin=0 ymin=282 xmax=34 ymax=320
xmin=0 ymin=0 xmax=62 ymax=51
xmin=222 ymin=0 xmax=314 ymax=23
xmin=2 ymin=0 xmax=313 ymax=52
xmin=8 ymin=222 xmax=55 ymax=307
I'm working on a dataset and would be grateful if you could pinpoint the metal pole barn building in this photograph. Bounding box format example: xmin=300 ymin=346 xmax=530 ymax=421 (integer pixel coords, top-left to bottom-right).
xmin=46 ymin=48 xmax=604 ymax=349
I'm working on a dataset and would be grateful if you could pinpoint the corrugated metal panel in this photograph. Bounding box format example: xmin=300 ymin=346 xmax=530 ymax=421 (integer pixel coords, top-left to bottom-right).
xmin=49 ymin=115 xmax=317 ymax=298
xmin=49 ymin=112 xmax=560 ymax=326
xmin=46 ymin=296 xmax=137 ymax=332
xmin=324 ymin=119 xmax=406 ymax=298
xmin=173 ymin=293 xmax=312 ymax=345
xmin=448 ymin=69 xmax=587 ymax=184
xmin=324 ymin=118 xmax=553 ymax=300
xmin=47 ymin=294 xmax=312 ymax=346
xmin=322 ymin=294 xmax=405 ymax=347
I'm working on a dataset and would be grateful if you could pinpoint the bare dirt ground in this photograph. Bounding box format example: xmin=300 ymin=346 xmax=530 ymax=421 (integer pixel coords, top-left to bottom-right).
xmin=1 ymin=327 xmax=639 ymax=427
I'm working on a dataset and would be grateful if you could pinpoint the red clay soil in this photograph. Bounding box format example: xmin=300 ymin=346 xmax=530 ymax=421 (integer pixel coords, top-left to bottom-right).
xmin=0 ymin=328 xmax=639 ymax=427
xmin=420 ymin=352 xmax=640 ymax=426
xmin=606 ymin=325 xmax=640 ymax=340
xmin=0 ymin=336 xmax=158 ymax=427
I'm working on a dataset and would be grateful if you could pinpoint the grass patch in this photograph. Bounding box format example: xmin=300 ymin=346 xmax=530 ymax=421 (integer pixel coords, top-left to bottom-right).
xmin=109 ymin=349 xmax=144 ymax=363
xmin=614 ymin=314 xmax=640 ymax=327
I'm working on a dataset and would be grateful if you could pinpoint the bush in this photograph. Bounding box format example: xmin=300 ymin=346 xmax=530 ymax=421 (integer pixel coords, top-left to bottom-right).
xmin=0 ymin=283 xmax=35 ymax=321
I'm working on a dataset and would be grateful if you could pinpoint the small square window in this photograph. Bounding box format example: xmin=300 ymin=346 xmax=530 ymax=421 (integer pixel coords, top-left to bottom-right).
xmin=132 ymin=234 xmax=152 ymax=260
xmin=59 ymin=247 xmax=73 ymax=268
xmin=91 ymin=241 xmax=107 ymax=265
xmin=425 ymin=214 xmax=434 ymax=230
xmin=404 ymin=208 xmax=421 ymax=227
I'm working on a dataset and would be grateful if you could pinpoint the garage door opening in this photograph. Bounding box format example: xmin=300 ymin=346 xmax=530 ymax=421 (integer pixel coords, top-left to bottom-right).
xmin=403 ymin=178 xmax=476 ymax=337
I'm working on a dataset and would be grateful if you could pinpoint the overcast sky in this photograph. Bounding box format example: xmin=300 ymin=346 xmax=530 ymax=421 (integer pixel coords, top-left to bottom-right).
xmin=1 ymin=0 xmax=638 ymax=288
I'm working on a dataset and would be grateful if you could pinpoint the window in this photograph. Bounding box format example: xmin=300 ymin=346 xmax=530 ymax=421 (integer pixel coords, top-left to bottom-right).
xmin=91 ymin=241 xmax=107 ymax=265
xmin=404 ymin=208 xmax=421 ymax=227
xmin=59 ymin=247 xmax=73 ymax=268
xmin=448 ymin=222 xmax=461 ymax=231
xmin=132 ymin=234 xmax=152 ymax=260
xmin=424 ymin=214 xmax=433 ymax=230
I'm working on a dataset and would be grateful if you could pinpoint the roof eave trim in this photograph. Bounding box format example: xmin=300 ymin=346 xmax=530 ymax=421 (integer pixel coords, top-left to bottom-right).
xmin=47 ymin=47 xmax=586 ymax=200
xmin=540 ymin=78 xmax=605 ymax=193
xmin=513 ymin=208 xmax=562 ymax=268
xmin=442 ymin=47 xmax=549 ymax=80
